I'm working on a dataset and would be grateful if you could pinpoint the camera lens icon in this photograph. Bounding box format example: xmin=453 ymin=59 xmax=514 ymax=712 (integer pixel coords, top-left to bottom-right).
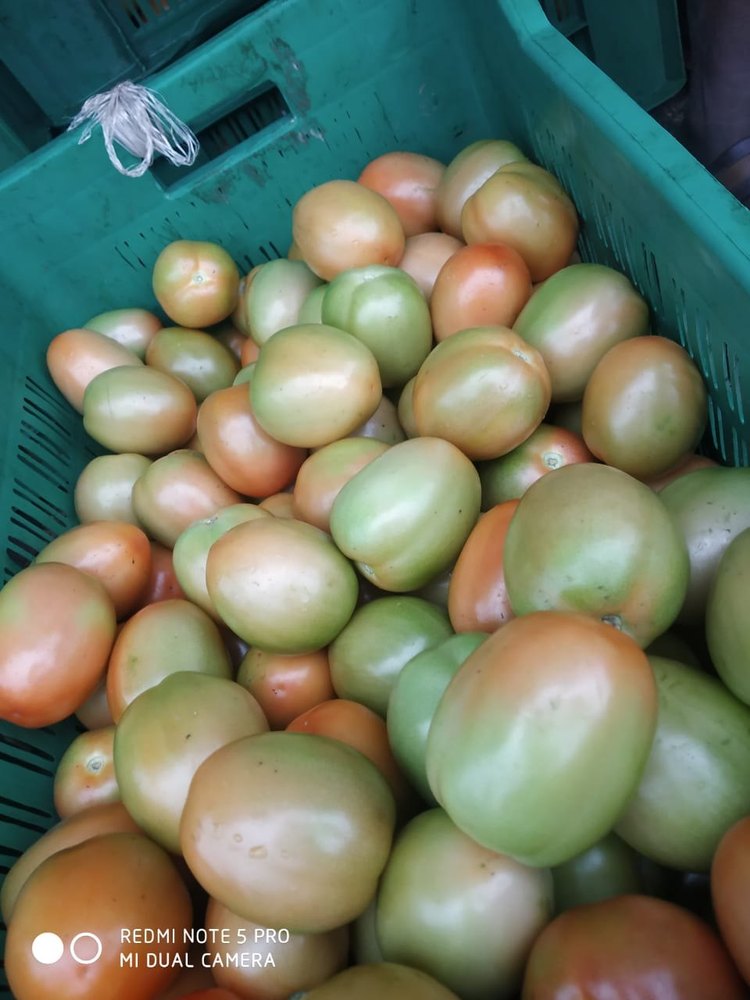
xmin=32 ymin=932 xmax=103 ymax=965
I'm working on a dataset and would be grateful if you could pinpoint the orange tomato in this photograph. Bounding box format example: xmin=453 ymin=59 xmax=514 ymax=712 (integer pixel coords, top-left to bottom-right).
xmin=237 ymin=647 xmax=335 ymax=729
xmin=358 ymin=151 xmax=446 ymax=236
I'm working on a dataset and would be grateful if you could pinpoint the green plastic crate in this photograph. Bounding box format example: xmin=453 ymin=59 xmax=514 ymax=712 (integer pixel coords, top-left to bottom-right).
xmin=0 ymin=0 xmax=745 ymax=990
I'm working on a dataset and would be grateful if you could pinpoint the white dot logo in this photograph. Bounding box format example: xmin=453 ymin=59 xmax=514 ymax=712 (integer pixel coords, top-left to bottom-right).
xmin=31 ymin=933 xmax=64 ymax=965
xmin=70 ymin=932 xmax=103 ymax=965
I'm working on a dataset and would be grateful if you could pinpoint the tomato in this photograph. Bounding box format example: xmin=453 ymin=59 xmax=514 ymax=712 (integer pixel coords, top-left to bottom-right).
xmin=427 ymin=612 xmax=658 ymax=866
xmin=582 ymin=336 xmax=708 ymax=479
xmin=232 ymin=269 xmax=258 ymax=334
xmin=330 ymin=437 xmax=481 ymax=592
xmin=239 ymin=333 xmax=260 ymax=366
xmin=551 ymin=832 xmax=643 ymax=913
xmin=352 ymin=394 xmax=406 ymax=444
xmin=447 ymin=501 xmax=518 ymax=633
xmin=287 ymin=698 xmax=415 ymax=814
xmin=251 ymin=323 xmax=382 ymax=448
xmin=212 ymin=321 xmax=247 ymax=362
xmin=172 ymin=503 xmax=270 ymax=619
xmin=321 ymin=265 xmax=433 ymax=387
xmin=47 ymin=327 xmax=143 ymax=414
xmin=292 ymin=179 xmax=405 ymax=280
xmin=106 ymin=598 xmax=232 ymax=722
xmin=302 ymin=962 xmax=460 ymax=999
xmin=137 ymin=541 xmax=186 ymax=605
xmin=398 ymin=232 xmax=463 ymax=300
xmin=132 ymin=449 xmax=241 ymax=548
xmin=6 ymin=832 xmax=193 ymax=1000
xmin=115 ymin=672 xmax=267 ymax=852
xmin=206 ymin=517 xmax=359 ymax=653
xmin=180 ymin=731 xmax=395 ymax=932
xmin=712 ymin=816 xmax=750 ymax=984
xmin=145 ymin=328 xmax=240 ymax=402
xmin=504 ymin=463 xmax=689 ymax=646
xmin=298 ymin=282 xmax=328 ymax=324
xmin=74 ymin=453 xmax=153 ymax=526
xmin=83 ymin=365 xmax=197 ymax=456
xmin=514 ymin=262 xmax=650 ymax=403
xmin=436 ymin=139 xmax=527 ymax=237
xmin=376 ymin=808 xmax=553 ymax=1000
xmin=411 ymin=326 xmax=551 ymax=461
xmin=615 ymin=656 xmax=750 ymax=871
xmin=84 ymin=307 xmax=162 ymax=359
xmin=461 ymin=163 xmax=578 ymax=282
xmin=358 ymin=151 xmax=445 ymax=236
xmin=478 ymin=423 xmax=593 ymax=508
xmin=387 ymin=632 xmax=485 ymax=803
xmin=197 ymin=385 xmax=307 ymax=497
xmin=521 ymin=894 xmax=746 ymax=1000
xmin=397 ymin=376 xmax=418 ymax=437
xmin=430 ymin=243 xmax=532 ymax=340
xmin=258 ymin=492 xmax=296 ymax=518
xmin=237 ymin=647 xmax=335 ymax=729
xmin=329 ymin=595 xmax=452 ymax=716
xmin=232 ymin=363 xmax=254 ymax=386
xmin=76 ymin=676 xmax=115 ymax=729
xmin=0 ymin=563 xmax=116 ymax=728
xmin=152 ymin=240 xmax=240 ymax=328
xmin=646 ymin=452 xmax=718 ymax=491
xmin=53 ymin=726 xmax=118 ymax=818
xmin=660 ymin=467 xmax=750 ymax=626
xmin=292 ymin=437 xmax=390 ymax=532
xmin=1 ymin=801 xmax=140 ymax=922
xmin=238 ymin=258 xmax=323 ymax=346
xmin=706 ymin=527 xmax=750 ymax=704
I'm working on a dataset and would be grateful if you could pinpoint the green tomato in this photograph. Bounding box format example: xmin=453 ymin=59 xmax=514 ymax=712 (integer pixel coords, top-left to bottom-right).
xmin=552 ymin=833 xmax=643 ymax=914
xmin=375 ymin=809 xmax=553 ymax=1000
xmin=145 ymin=327 xmax=239 ymax=402
xmin=241 ymin=258 xmax=323 ymax=345
xmin=233 ymin=362 xmax=255 ymax=386
xmin=329 ymin=596 xmax=452 ymax=717
xmin=615 ymin=656 xmax=750 ymax=872
xmin=706 ymin=528 xmax=750 ymax=704
xmin=298 ymin=283 xmax=328 ymax=324
xmin=322 ymin=265 xmax=433 ymax=387
xmin=351 ymin=395 xmax=406 ymax=445
xmin=351 ymin=898 xmax=385 ymax=965
xmin=387 ymin=632 xmax=486 ymax=802
xmin=330 ymin=437 xmax=481 ymax=593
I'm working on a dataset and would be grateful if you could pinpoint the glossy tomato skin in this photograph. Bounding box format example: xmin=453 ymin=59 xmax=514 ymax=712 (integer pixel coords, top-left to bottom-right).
xmin=615 ymin=656 xmax=750 ymax=871
xmin=53 ymin=726 xmax=119 ymax=818
xmin=0 ymin=563 xmax=116 ymax=728
xmin=712 ymin=816 xmax=750 ymax=984
xmin=76 ymin=676 xmax=115 ymax=729
xmin=84 ymin=307 xmax=162 ymax=359
xmin=399 ymin=232 xmax=463 ymax=300
xmin=47 ymin=327 xmax=143 ymax=413
xmin=551 ymin=832 xmax=643 ymax=913
xmin=376 ymin=808 xmax=553 ymax=1000
xmin=514 ymin=262 xmax=650 ymax=402
xmin=447 ymin=501 xmax=518 ymax=633
xmin=303 ymin=962 xmax=461 ymax=999
xmin=436 ymin=139 xmax=527 ymax=238
xmin=74 ymin=453 xmax=153 ymax=526
xmin=358 ymin=150 xmax=445 ymax=236
xmin=137 ymin=541 xmax=186 ymax=605
xmin=240 ymin=257 xmax=323 ymax=346
xmin=352 ymin=394 xmax=406 ymax=444
xmin=152 ymin=240 xmax=240 ymax=328
xmin=237 ymin=647 xmax=335 ymax=729
xmin=521 ymin=894 xmax=746 ymax=1000
xmin=706 ymin=527 xmax=750 ymax=704
xmin=114 ymin=673 xmax=268 ymax=853
xmin=6 ymin=832 xmax=193 ymax=1000
xmin=504 ymin=463 xmax=690 ymax=647
xmin=180 ymin=731 xmax=396 ymax=933
xmin=426 ymin=612 xmax=658 ymax=867
xmin=146 ymin=327 xmax=239 ymax=402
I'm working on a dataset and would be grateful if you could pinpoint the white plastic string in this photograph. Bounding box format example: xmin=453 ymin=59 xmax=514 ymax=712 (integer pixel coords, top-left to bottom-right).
xmin=67 ymin=81 xmax=199 ymax=178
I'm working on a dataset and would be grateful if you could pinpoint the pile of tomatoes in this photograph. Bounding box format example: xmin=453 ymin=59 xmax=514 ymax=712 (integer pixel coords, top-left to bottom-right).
xmin=1 ymin=138 xmax=750 ymax=1000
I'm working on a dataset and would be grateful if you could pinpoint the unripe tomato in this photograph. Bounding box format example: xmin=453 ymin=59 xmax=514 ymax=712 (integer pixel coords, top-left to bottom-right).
xmin=706 ymin=527 xmax=750 ymax=704
xmin=84 ymin=307 xmax=162 ymax=359
xmin=239 ymin=258 xmax=323 ymax=346
xmin=350 ymin=394 xmax=406 ymax=444
xmin=74 ymin=453 xmax=152 ymax=526
xmin=153 ymin=240 xmax=240 ymax=328
xmin=398 ymin=232 xmax=463 ymax=299
xmin=436 ymin=139 xmax=527 ymax=237
xmin=303 ymin=962 xmax=461 ymax=999
xmin=146 ymin=327 xmax=239 ymax=402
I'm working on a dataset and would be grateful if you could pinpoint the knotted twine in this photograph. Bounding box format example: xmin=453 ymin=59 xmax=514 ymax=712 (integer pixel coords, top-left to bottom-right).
xmin=67 ymin=81 xmax=199 ymax=178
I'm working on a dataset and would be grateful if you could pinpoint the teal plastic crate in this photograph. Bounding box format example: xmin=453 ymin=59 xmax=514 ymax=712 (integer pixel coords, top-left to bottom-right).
xmin=0 ymin=0 xmax=745 ymax=991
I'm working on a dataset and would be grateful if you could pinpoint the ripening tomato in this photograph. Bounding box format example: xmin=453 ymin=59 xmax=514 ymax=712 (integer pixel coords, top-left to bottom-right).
xmin=146 ymin=327 xmax=240 ymax=402
xmin=238 ymin=258 xmax=323 ymax=346
xmin=74 ymin=453 xmax=153 ymax=526
xmin=398 ymin=232 xmax=464 ymax=300
xmin=132 ymin=449 xmax=241 ymax=548
xmin=706 ymin=528 xmax=750 ymax=704
xmin=53 ymin=726 xmax=119 ymax=818
xmin=115 ymin=672 xmax=268 ymax=852
xmin=197 ymin=385 xmax=307 ymax=497
xmin=461 ymin=163 xmax=578 ymax=282
xmin=84 ymin=307 xmax=162 ymax=359
xmin=47 ymin=327 xmax=143 ymax=413
xmin=0 ymin=563 xmax=116 ymax=728
xmin=504 ymin=463 xmax=689 ymax=647
xmin=447 ymin=501 xmax=518 ymax=633
xmin=521 ymin=894 xmax=746 ymax=1000
xmin=430 ymin=243 xmax=532 ymax=340
xmin=411 ymin=326 xmax=551 ymax=461
xmin=436 ymin=139 xmax=527 ymax=237
xmin=35 ymin=520 xmax=151 ymax=619
xmin=76 ymin=676 xmax=115 ymax=729
xmin=6 ymin=832 xmax=193 ymax=1000
xmin=106 ymin=599 xmax=232 ymax=722
xmin=358 ymin=151 xmax=446 ymax=236
xmin=292 ymin=180 xmax=406 ymax=280
xmin=478 ymin=424 xmax=594 ymax=508
xmin=237 ymin=647 xmax=335 ymax=729
xmin=427 ymin=612 xmax=658 ymax=866
xmin=180 ymin=731 xmax=396 ymax=932
xmin=712 ymin=816 xmax=750 ymax=984
xmin=303 ymin=963 xmax=461 ymax=999
xmin=582 ymin=336 xmax=708 ymax=479
xmin=152 ymin=240 xmax=240 ymax=328
xmin=376 ymin=808 xmax=553 ymax=1000
xmin=137 ymin=541 xmax=186 ymax=605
